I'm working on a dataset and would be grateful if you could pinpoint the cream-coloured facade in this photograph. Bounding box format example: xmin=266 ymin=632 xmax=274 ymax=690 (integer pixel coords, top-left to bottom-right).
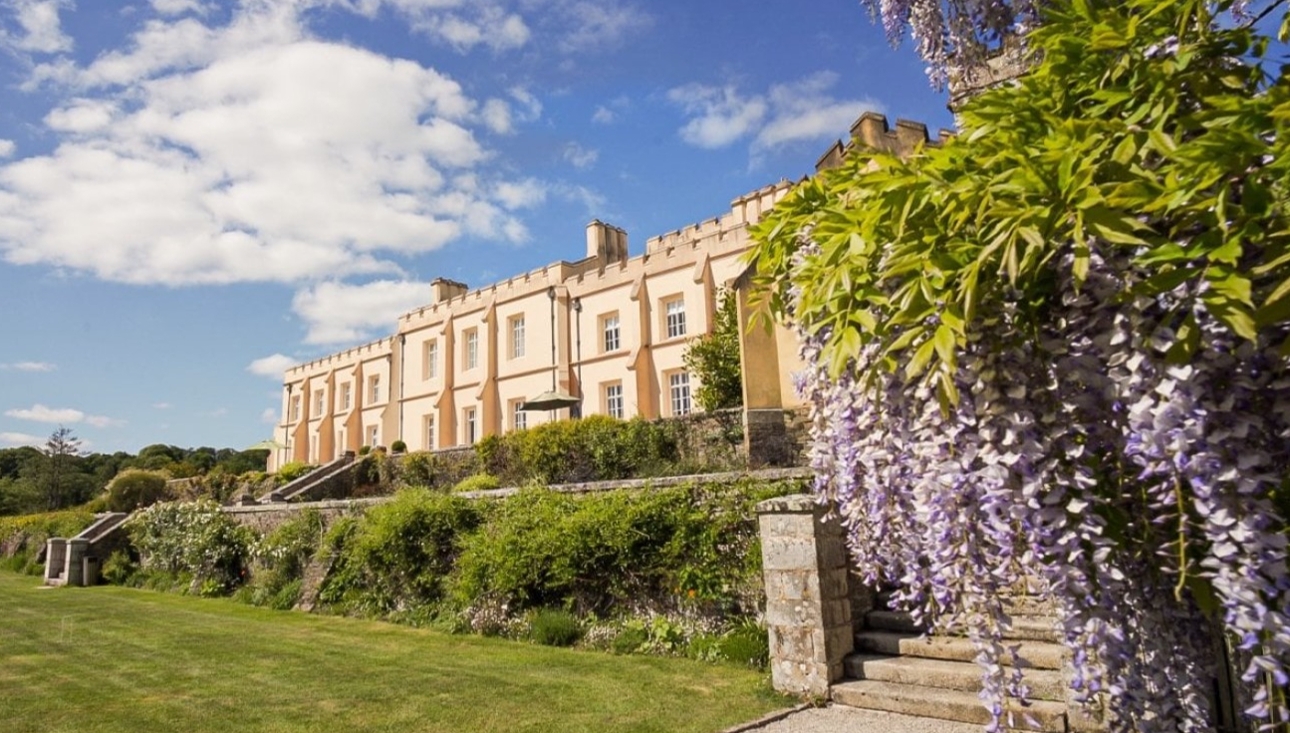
xmin=270 ymin=180 xmax=793 ymax=470
xmin=269 ymin=112 xmax=946 ymax=471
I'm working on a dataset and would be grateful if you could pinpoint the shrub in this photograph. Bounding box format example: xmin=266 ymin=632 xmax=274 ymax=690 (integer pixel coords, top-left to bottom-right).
xmin=276 ymin=462 xmax=314 ymax=484
xmin=358 ymin=445 xmax=372 ymax=456
xmin=124 ymin=500 xmax=253 ymax=594
xmin=390 ymin=440 xmax=407 ymax=454
xmin=318 ymin=489 xmax=484 ymax=616
xmin=245 ymin=509 xmax=326 ymax=608
xmin=611 ymin=625 xmax=648 ymax=655
xmin=452 ymin=473 xmax=501 ymax=493
xmin=399 ymin=451 xmax=440 ymax=489
xmin=529 ymin=608 xmax=582 ymax=647
xmin=101 ymin=549 xmax=137 ymax=585
xmin=0 ymin=509 xmax=95 ymax=575
xmin=105 ymin=469 xmax=168 ymax=512
xmin=718 ymin=622 xmax=769 ymax=669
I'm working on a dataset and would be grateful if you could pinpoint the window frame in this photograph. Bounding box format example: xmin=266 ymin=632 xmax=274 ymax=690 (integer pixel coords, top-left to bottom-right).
xmin=604 ymin=382 xmax=624 ymax=420
xmin=601 ymin=312 xmax=620 ymax=353
xmin=509 ymin=315 xmax=526 ymax=360
xmin=664 ymin=297 xmax=686 ymax=339
xmin=464 ymin=329 xmax=479 ymax=371
xmin=668 ymin=371 xmax=691 ymax=416
xmin=424 ymin=339 xmax=438 ymax=380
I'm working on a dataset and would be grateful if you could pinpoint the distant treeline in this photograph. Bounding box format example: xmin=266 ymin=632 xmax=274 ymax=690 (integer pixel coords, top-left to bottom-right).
xmin=0 ymin=428 xmax=267 ymax=516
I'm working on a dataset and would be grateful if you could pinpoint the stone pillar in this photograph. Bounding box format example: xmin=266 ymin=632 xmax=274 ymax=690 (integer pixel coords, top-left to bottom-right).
xmin=44 ymin=538 xmax=67 ymax=585
xmin=758 ymin=494 xmax=853 ymax=697
xmin=64 ymin=538 xmax=89 ymax=587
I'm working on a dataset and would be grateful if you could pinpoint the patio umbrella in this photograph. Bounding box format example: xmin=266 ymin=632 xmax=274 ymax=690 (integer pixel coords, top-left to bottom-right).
xmin=520 ymin=390 xmax=580 ymax=411
xmin=245 ymin=439 xmax=286 ymax=451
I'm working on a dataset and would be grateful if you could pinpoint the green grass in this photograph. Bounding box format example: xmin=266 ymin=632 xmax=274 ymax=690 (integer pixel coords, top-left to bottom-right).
xmin=0 ymin=573 xmax=787 ymax=733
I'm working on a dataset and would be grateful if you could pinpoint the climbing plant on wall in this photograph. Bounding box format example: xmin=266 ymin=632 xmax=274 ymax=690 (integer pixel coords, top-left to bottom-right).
xmin=750 ymin=0 xmax=1290 ymax=730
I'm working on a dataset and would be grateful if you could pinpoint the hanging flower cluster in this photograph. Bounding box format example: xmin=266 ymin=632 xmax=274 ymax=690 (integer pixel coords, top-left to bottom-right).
xmin=751 ymin=1 xmax=1290 ymax=730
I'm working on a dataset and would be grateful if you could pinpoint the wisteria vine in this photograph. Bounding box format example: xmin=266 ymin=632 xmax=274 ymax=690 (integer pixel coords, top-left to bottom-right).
xmin=752 ymin=1 xmax=1290 ymax=730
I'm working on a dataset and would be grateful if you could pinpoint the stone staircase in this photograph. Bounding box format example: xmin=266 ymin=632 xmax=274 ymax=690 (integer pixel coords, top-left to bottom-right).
xmin=832 ymin=606 xmax=1078 ymax=732
xmin=257 ymin=453 xmax=355 ymax=503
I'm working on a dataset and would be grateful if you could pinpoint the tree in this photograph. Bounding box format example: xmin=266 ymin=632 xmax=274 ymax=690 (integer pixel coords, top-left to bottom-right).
xmin=682 ymin=290 xmax=744 ymax=412
xmin=750 ymin=0 xmax=1290 ymax=729
xmin=857 ymin=0 xmax=1040 ymax=87
xmin=37 ymin=426 xmax=84 ymax=511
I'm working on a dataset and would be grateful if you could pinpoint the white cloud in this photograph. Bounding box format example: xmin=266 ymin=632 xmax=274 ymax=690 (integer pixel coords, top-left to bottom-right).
xmin=562 ymin=142 xmax=598 ymax=169
xmin=151 ymin=0 xmax=205 ymax=15
xmin=292 ymin=279 xmax=437 ymax=345
xmin=3 ymin=0 xmax=73 ymax=54
xmin=0 ymin=4 xmax=534 ymax=286
xmin=0 ymin=431 xmax=42 ymax=447
xmin=247 ymin=353 xmax=300 ymax=379
xmin=591 ymin=106 xmax=615 ymax=124
xmin=6 ymin=404 xmax=83 ymax=422
xmin=84 ymin=415 xmax=126 ymax=428
xmin=508 ymin=87 xmax=542 ymax=121
xmin=481 ymin=98 xmax=513 ymax=134
xmin=554 ymin=0 xmax=650 ymax=53
xmin=668 ymin=72 xmax=882 ymax=153
xmin=668 ymin=84 xmax=767 ymax=149
xmin=152 ymin=402 xmax=172 ymax=409
xmin=0 ymin=140 xmax=14 ymax=158
xmin=1 ymin=361 xmax=55 ymax=371
xmin=754 ymin=72 xmax=881 ymax=150
xmin=260 ymin=407 xmax=278 ymax=424
xmin=494 ymin=179 xmax=547 ymax=210
xmin=409 ymin=6 xmax=530 ymax=52
xmin=4 ymin=403 xmax=121 ymax=427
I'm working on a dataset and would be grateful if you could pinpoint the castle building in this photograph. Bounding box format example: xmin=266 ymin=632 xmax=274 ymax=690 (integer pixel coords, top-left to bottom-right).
xmin=268 ymin=113 xmax=949 ymax=471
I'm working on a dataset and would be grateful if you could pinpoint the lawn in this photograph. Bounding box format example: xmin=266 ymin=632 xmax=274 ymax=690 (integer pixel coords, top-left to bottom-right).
xmin=0 ymin=572 xmax=787 ymax=733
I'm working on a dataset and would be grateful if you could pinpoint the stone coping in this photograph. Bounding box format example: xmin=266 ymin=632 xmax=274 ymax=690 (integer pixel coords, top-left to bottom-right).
xmin=223 ymin=467 xmax=813 ymax=515
xmin=755 ymin=493 xmax=821 ymax=514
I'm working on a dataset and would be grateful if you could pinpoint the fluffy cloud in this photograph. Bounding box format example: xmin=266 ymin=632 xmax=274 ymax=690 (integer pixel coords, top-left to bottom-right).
xmin=0 ymin=431 xmax=41 ymax=447
xmin=562 ymin=142 xmax=598 ymax=169
xmin=260 ymin=407 xmax=278 ymax=424
xmin=0 ymin=140 xmax=14 ymax=158
xmin=0 ymin=4 xmax=535 ymax=287
xmin=292 ymin=279 xmax=438 ymax=344
xmin=4 ymin=403 xmax=122 ymax=427
xmin=668 ymin=84 xmax=767 ymax=149
xmin=668 ymin=72 xmax=882 ymax=153
xmin=2 ymin=0 xmax=72 ymax=54
xmin=247 ymin=354 xmax=301 ymax=379
xmin=0 ymin=361 xmax=55 ymax=371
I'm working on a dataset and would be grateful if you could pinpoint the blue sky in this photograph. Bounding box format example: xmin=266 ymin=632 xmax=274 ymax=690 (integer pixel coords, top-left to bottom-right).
xmin=0 ymin=0 xmax=953 ymax=454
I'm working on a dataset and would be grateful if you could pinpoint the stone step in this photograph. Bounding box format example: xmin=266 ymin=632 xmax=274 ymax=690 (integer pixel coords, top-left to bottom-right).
xmin=831 ymin=679 xmax=1067 ymax=732
xmin=855 ymin=630 xmax=1065 ymax=671
xmin=844 ymin=653 xmax=1066 ymax=702
xmin=865 ymin=610 xmax=1062 ymax=644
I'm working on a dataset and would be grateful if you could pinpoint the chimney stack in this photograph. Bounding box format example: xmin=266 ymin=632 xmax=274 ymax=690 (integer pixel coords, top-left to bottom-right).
xmin=430 ymin=277 xmax=468 ymax=304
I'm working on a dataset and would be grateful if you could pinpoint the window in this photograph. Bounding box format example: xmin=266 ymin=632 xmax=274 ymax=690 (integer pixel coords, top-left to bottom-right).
xmin=290 ymin=395 xmax=301 ymax=422
xmin=669 ymin=372 xmax=691 ymax=416
xmin=309 ymin=436 xmax=317 ymax=462
xmin=665 ymin=297 xmax=686 ymax=339
xmin=464 ymin=329 xmax=479 ymax=370
xmin=313 ymin=389 xmax=324 ymax=416
xmin=511 ymin=400 xmax=527 ymax=431
xmin=463 ymin=407 xmax=477 ymax=445
xmin=423 ymin=415 xmax=436 ymax=451
xmin=368 ymin=374 xmax=381 ymax=403
xmin=423 ymin=340 xmax=438 ymax=380
xmin=604 ymin=382 xmax=623 ymax=419
xmin=366 ymin=425 xmax=378 ymax=447
xmin=338 ymin=383 xmax=351 ymax=411
xmin=602 ymin=313 xmax=620 ymax=353
xmin=336 ymin=429 xmax=345 ymax=452
xmin=509 ymin=316 xmax=525 ymax=359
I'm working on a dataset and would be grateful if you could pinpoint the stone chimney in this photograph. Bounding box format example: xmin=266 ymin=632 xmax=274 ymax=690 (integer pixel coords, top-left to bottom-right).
xmin=431 ymin=277 xmax=468 ymax=304
xmin=586 ymin=220 xmax=628 ymax=264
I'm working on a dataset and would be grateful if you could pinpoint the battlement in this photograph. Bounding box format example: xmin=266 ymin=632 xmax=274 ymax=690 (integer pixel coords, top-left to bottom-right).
xmin=287 ymin=336 xmax=393 ymax=377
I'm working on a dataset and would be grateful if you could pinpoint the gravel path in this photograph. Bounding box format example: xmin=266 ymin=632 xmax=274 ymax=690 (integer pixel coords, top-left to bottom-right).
xmin=732 ymin=705 xmax=983 ymax=733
